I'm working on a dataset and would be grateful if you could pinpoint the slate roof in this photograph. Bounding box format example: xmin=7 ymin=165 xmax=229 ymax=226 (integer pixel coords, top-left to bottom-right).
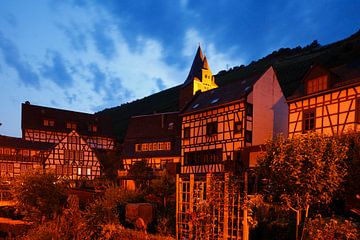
xmin=22 ymin=103 xmax=115 ymax=138
xmin=0 ymin=135 xmax=53 ymax=150
xmin=122 ymin=112 xmax=181 ymax=158
xmin=181 ymin=73 xmax=262 ymax=115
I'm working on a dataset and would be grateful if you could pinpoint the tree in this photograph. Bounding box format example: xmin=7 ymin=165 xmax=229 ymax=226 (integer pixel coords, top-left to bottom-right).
xmin=150 ymin=170 xmax=176 ymax=235
xmin=12 ymin=171 xmax=68 ymax=222
xmin=127 ymin=160 xmax=154 ymax=191
xmin=304 ymin=215 xmax=359 ymax=240
xmin=83 ymin=186 xmax=144 ymax=238
xmin=257 ymin=133 xmax=348 ymax=240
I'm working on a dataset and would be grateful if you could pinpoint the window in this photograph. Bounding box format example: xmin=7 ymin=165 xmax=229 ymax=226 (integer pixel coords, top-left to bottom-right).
xmin=66 ymin=122 xmax=77 ymax=130
xmin=184 ymin=149 xmax=222 ymax=165
xmin=88 ymin=124 xmax=98 ymax=132
xmin=206 ymin=122 xmax=218 ymax=136
xmin=245 ymin=130 xmax=252 ymax=143
xmin=64 ymin=150 xmax=84 ymax=161
xmin=246 ymin=104 xmax=253 ymax=117
xmin=168 ymin=122 xmax=174 ymax=130
xmin=43 ymin=119 xmax=55 ymax=127
xmin=68 ymin=136 xmax=79 ymax=144
xmin=307 ymin=76 xmax=328 ymax=94
xmin=234 ymin=121 xmax=242 ymax=134
xmin=184 ymin=127 xmax=190 ymax=139
xmin=356 ymin=99 xmax=360 ymax=123
xmin=20 ymin=164 xmax=33 ymax=174
xmin=303 ymin=109 xmax=316 ymax=132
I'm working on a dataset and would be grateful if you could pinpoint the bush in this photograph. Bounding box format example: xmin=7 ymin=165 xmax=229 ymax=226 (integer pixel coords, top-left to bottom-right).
xmin=304 ymin=215 xmax=359 ymax=240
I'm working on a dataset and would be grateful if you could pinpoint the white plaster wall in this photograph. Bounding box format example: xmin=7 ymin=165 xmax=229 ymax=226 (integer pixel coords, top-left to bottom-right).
xmin=250 ymin=67 xmax=288 ymax=145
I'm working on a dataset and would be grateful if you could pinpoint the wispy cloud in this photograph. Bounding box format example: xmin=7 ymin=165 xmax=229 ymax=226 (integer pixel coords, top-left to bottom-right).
xmin=0 ymin=32 xmax=40 ymax=88
xmin=92 ymin=22 xmax=117 ymax=60
xmin=41 ymin=50 xmax=74 ymax=87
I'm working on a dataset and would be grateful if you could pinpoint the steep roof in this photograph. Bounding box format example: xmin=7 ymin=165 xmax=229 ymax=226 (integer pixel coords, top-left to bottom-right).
xmin=182 ymin=73 xmax=262 ymax=115
xmin=22 ymin=103 xmax=114 ymax=138
xmin=0 ymin=135 xmax=53 ymax=150
xmin=183 ymin=46 xmax=206 ymax=86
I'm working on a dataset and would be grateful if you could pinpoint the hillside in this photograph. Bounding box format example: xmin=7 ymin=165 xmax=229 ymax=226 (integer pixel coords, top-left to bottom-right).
xmin=98 ymin=29 xmax=360 ymax=142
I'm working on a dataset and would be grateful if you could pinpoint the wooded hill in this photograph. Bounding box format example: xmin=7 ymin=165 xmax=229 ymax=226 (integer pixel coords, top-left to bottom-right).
xmin=97 ymin=30 xmax=360 ymax=142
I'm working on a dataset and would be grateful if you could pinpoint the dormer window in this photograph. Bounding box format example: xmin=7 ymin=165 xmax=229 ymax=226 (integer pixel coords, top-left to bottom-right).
xmin=66 ymin=122 xmax=77 ymax=130
xmin=307 ymin=75 xmax=328 ymax=94
xmin=88 ymin=124 xmax=98 ymax=132
xmin=43 ymin=119 xmax=55 ymax=127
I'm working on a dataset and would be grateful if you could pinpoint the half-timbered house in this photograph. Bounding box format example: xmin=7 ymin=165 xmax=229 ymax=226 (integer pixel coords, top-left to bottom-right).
xmin=0 ymin=131 xmax=102 ymax=183
xmin=176 ymin=66 xmax=288 ymax=239
xmin=287 ymin=60 xmax=360 ymax=137
xmin=21 ymin=102 xmax=115 ymax=150
xmin=0 ymin=135 xmax=51 ymax=178
xmin=120 ymin=112 xmax=181 ymax=189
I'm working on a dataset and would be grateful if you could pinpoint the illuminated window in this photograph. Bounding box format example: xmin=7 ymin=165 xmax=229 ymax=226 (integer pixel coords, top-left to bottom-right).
xmin=234 ymin=121 xmax=242 ymax=134
xmin=184 ymin=127 xmax=190 ymax=139
xmin=43 ymin=119 xmax=55 ymax=127
xmin=87 ymin=168 xmax=91 ymax=176
xmin=206 ymin=122 xmax=218 ymax=136
xmin=66 ymin=122 xmax=77 ymax=130
xmin=307 ymin=76 xmax=328 ymax=94
xmin=303 ymin=109 xmax=316 ymax=132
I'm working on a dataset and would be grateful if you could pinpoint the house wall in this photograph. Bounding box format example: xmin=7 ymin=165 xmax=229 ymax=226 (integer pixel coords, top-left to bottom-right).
xmin=177 ymin=102 xmax=249 ymax=240
xmin=288 ymin=85 xmax=360 ymax=137
xmin=45 ymin=131 xmax=101 ymax=181
xmin=251 ymin=67 xmax=289 ymax=144
xmin=0 ymin=147 xmax=45 ymax=178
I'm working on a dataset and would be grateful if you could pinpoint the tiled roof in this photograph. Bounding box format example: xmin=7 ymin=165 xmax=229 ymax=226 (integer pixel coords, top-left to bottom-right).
xmin=182 ymin=73 xmax=262 ymax=115
xmin=0 ymin=135 xmax=53 ymax=150
xmin=22 ymin=103 xmax=115 ymax=138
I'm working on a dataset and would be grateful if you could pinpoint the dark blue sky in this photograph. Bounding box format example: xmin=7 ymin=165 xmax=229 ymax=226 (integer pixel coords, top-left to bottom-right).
xmin=0 ymin=0 xmax=359 ymax=136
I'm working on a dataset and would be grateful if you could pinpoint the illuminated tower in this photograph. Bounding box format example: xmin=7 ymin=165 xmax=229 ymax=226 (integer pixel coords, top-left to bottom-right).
xmin=179 ymin=46 xmax=218 ymax=109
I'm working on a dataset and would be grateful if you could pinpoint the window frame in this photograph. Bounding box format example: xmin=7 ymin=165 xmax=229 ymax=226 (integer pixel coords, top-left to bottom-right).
xmin=302 ymin=108 xmax=316 ymax=132
xmin=206 ymin=122 xmax=218 ymax=136
xmin=184 ymin=127 xmax=190 ymax=139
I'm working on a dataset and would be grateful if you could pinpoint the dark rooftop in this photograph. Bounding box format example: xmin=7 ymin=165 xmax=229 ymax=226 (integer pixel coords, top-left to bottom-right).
xmin=0 ymin=135 xmax=53 ymax=150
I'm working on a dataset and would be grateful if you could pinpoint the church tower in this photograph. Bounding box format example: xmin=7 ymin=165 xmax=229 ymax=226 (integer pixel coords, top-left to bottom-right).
xmin=179 ymin=46 xmax=218 ymax=110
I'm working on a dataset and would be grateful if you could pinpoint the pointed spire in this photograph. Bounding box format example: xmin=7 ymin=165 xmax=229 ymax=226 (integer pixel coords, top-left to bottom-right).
xmin=196 ymin=45 xmax=204 ymax=60
xmin=202 ymin=56 xmax=209 ymax=70
xmin=183 ymin=46 xmax=205 ymax=85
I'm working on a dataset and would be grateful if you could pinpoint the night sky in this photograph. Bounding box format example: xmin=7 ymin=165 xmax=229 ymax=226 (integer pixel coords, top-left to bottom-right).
xmin=0 ymin=0 xmax=359 ymax=136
